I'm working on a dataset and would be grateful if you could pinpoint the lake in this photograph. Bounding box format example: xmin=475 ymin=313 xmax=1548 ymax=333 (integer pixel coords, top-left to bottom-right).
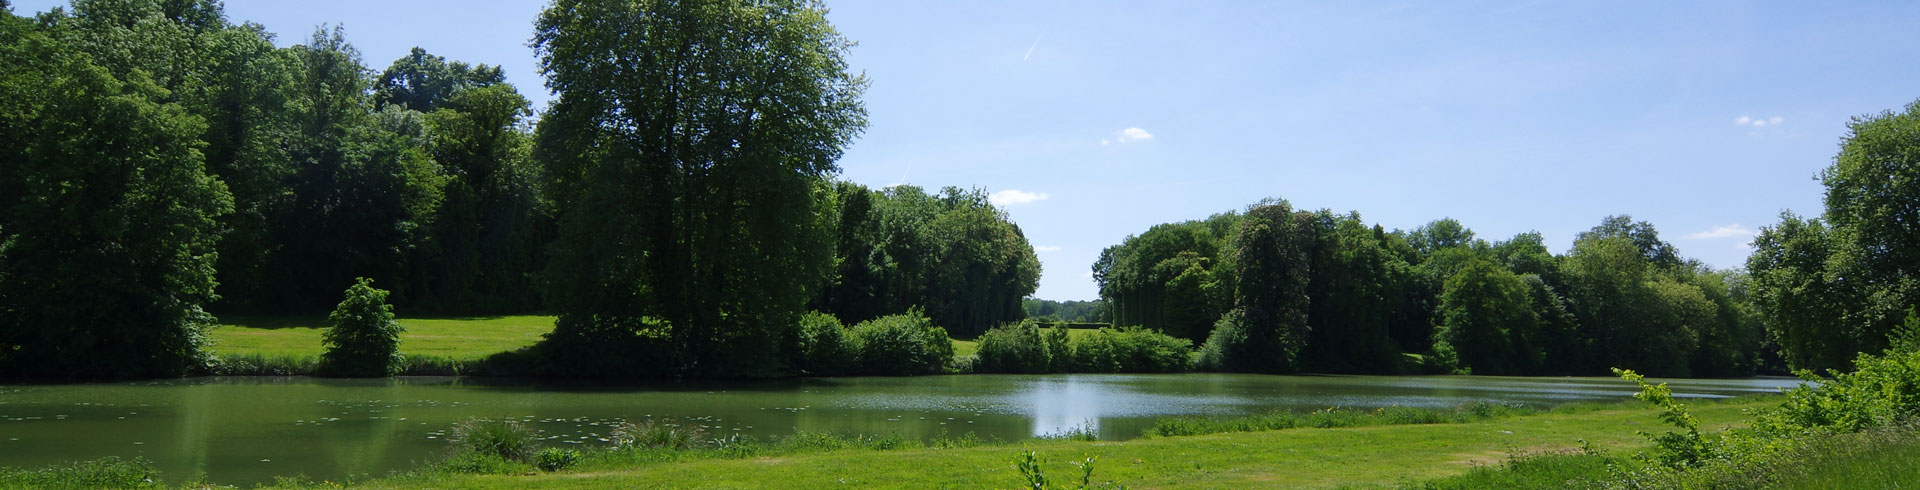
xmin=0 ymin=374 xmax=1802 ymax=485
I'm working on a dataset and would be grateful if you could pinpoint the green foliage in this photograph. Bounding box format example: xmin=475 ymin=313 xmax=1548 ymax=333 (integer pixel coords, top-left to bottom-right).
xmin=849 ymin=310 xmax=954 ymax=375
xmin=1435 ymin=260 xmax=1538 ymax=375
xmin=1146 ymin=402 xmax=1529 ymax=438
xmin=374 ymin=46 xmax=506 ymax=112
xmin=814 ymin=184 xmax=1040 ymax=336
xmin=1012 ymin=451 xmax=1123 ymax=490
xmin=448 ymin=418 xmax=539 ymax=462
xmin=1613 ymin=368 xmax=1721 ymax=468
xmin=533 ymin=448 xmax=581 ymax=472
xmin=975 ymin=320 xmax=1057 ymax=373
xmin=795 ymin=311 xmax=856 ymax=376
xmin=1070 ymin=327 xmax=1191 ymax=373
xmin=1023 ymin=299 xmax=1111 ymax=323
xmin=1044 ymin=325 xmax=1074 ymax=373
xmin=0 ymin=456 xmax=161 ymax=489
xmin=1208 ymin=201 xmax=1315 ymax=373
xmin=609 ymin=420 xmax=707 ymax=451
xmin=1093 ymin=214 xmax=1238 ymax=341
xmin=1755 ymin=349 xmax=1920 ymax=435
xmin=319 ymin=278 xmax=405 ymax=377
xmin=534 ymin=0 xmax=866 ymax=378
xmin=0 ymin=11 xmax=230 ymax=378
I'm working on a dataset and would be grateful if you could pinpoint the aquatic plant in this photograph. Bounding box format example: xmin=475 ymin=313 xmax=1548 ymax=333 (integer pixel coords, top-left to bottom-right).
xmin=448 ymin=418 xmax=539 ymax=462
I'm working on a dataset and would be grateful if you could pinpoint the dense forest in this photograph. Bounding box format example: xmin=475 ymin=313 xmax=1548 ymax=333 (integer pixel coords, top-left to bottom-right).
xmin=1094 ymin=100 xmax=1920 ymax=377
xmin=0 ymin=0 xmax=1038 ymax=379
xmin=2 ymin=0 xmax=1915 ymax=381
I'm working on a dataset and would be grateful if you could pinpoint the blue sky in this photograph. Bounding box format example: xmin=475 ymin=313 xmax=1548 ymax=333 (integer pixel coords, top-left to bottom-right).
xmin=15 ymin=1 xmax=1920 ymax=301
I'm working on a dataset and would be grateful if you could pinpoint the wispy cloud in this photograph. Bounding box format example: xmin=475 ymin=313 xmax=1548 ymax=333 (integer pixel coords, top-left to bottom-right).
xmin=989 ymin=189 xmax=1050 ymax=206
xmin=1033 ymin=245 xmax=1062 ymax=252
xmin=1023 ymin=36 xmax=1040 ymax=61
xmin=1101 ymin=127 xmax=1153 ymax=146
xmin=1684 ymin=224 xmax=1756 ymax=240
xmin=1734 ymin=115 xmax=1785 ymax=127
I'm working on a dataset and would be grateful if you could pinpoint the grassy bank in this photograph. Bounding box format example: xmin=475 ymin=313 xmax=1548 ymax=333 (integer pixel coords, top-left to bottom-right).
xmin=211 ymin=315 xmax=556 ymax=361
xmin=274 ymin=397 xmax=1774 ymax=489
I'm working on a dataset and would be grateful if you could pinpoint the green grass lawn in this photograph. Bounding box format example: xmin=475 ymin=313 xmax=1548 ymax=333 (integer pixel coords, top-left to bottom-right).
xmin=210 ymin=315 xmax=557 ymax=360
xmin=313 ymin=396 xmax=1775 ymax=489
xmin=212 ymin=317 xmax=1094 ymax=362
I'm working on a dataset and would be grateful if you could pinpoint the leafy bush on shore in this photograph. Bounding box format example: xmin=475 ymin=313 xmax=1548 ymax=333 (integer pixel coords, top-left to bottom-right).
xmin=849 ymin=310 xmax=953 ymax=376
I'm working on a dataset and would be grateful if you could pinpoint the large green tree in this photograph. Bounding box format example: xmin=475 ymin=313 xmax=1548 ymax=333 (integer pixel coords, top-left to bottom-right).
xmin=1435 ymin=260 xmax=1539 ymax=375
xmin=533 ymin=0 xmax=867 ymax=377
xmin=0 ymin=11 xmax=232 ymax=377
xmin=1203 ymin=200 xmax=1314 ymax=373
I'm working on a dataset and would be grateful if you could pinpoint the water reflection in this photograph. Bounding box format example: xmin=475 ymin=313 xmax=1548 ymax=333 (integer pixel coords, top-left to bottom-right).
xmin=0 ymin=373 xmax=1803 ymax=485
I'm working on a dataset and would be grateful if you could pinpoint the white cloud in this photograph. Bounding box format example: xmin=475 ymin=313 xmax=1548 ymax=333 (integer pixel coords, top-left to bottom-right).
xmin=1684 ymin=224 xmax=1756 ymax=240
xmin=1734 ymin=115 xmax=1785 ymax=128
xmin=1104 ymin=127 xmax=1153 ymax=145
xmin=1033 ymin=245 xmax=1063 ymax=253
xmin=989 ymin=189 xmax=1050 ymax=206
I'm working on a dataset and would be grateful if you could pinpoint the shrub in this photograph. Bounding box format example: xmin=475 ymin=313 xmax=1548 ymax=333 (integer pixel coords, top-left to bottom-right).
xmin=849 ymin=309 xmax=953 ymax=375
xmin=1755 ymin=348 xmax=1920 ymax=435
xmin=319 ymin=278 xmax=405 ymax=377
xmin=1615 ymin=368 xmax=1721 ymax=468
xmin=1071 ymin=327 xmax=1190 ymax=373
xmin=975 ymin=320 xmax=1053 ymax=373
xmin=609 ymin=420 xmax=706 ymax=450
xmin=448 ymin=418 xmax=539 ymax=462
xmin=533 ymin=448 xmax=581 ymax=472
xmin=1044 ymin=324 xmax=1074 ymax=373
xmin=1196 ymin=313 xmax=1247 ymax=371
xmin=796 ymin=311 xmax=856 ymax=376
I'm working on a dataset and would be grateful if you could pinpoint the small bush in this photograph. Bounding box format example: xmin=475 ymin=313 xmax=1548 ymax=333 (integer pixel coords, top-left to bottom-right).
xmin=849 ymin=309 xmax=953 ymax=375
xmin=448 ymin=418 xmax=539 ymax=462
xmin=796 ymin=311 xmax=856 ymax=376
xmin=1070 ymin=327 xmax=1190 ymax=373
xmin=609 ymin=420 xmax=706 ymax=450
xmin=1755 ymin=348 xmax=1920 ymax=435
xmin=533 ymin=448 xmax=581 ymax=472
xmin=975 ymin=320 xmax=1054 ymax=373
xmin=1012 ymin=451 xmax=1123 ymax=490
xmin=320 ymin=278 xmax=405 ymax=377
xmin=1044 ymin=324 xmax=1074 ymax=373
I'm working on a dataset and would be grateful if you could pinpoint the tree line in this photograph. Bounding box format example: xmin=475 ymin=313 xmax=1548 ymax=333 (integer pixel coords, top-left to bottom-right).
xmin=1097 ymin=97 xmax=1920 ymax=377
xmin=0 ymin=0 xmax=1039 ymax=379
xmin=1096 ymin=206 xmax=1771 ymax=377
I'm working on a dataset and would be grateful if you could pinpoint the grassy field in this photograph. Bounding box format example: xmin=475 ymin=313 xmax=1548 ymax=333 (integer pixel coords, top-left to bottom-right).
xmin=303 ymin=397 xmax=1776 ymax=489
xmin=210 ymin=315 xmax=557 ymax=360
xmin=213 ymin=315 xmax=1109 ymax=364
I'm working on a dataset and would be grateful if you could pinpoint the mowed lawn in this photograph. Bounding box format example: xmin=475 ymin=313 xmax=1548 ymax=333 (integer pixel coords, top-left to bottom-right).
xmin=210 ymin=315 xmax=557 ymax=360
xmin=215 ymin=318 xmax=1119 ymax=363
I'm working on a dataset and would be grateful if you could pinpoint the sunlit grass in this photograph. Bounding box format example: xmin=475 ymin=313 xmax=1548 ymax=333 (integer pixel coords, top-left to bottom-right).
xmin=210 ymin=315 xmax=557 ymax=361
xmin=270 ymin=397 xmax=1778 ymax=489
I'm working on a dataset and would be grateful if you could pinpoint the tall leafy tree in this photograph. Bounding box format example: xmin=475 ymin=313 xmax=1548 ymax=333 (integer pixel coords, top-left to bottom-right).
xmin=260 ymin=26 xmax=445 ymax=310
xmin=1435 ymin=260 xmax=1539 ymax=375
xmin=411 ymin=75 xmax=547 ymax=312
xmin=533 ymin=0 xmax=867 ymax=377
xmin=1747 ymin=213 xmax=1861 ymax=371
xmin=1204 ymin=200 xmax=1314 ymax=373
xmin=0 ymin=12 xmax=232 ymax=377
xmin=374 ymin=46 xmax=506 ymax=112
xmin=1822 ymin=100 xmax=1920 ymax=347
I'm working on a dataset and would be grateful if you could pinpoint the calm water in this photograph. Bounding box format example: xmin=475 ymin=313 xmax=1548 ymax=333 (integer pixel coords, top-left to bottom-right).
xmin=0 ymin=374 xmax=1801 ymax=485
